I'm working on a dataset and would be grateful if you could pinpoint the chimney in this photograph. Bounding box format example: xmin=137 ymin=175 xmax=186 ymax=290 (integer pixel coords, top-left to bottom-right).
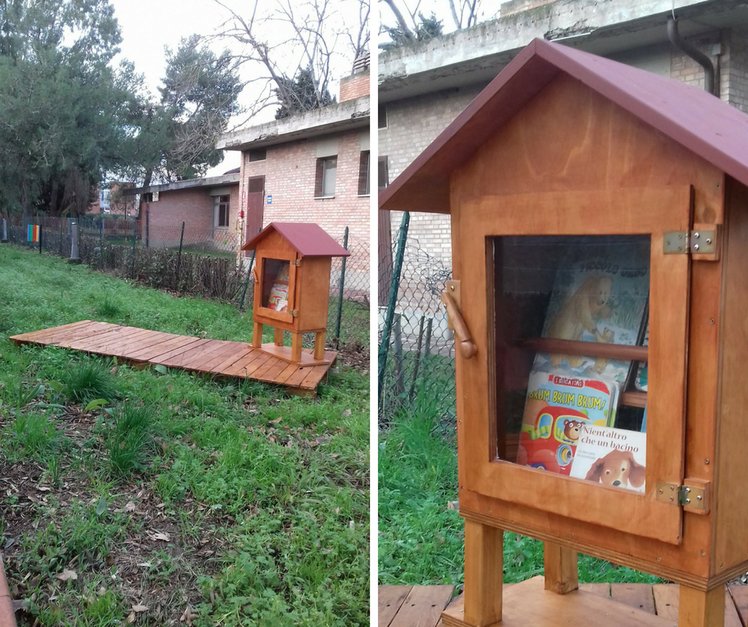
xmin=339 ymin=52 xmax=370 ymax=102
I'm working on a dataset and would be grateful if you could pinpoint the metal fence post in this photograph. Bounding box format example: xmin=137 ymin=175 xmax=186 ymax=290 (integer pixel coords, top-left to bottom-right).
xmin=69 ymin=219 xmax=81 ymax=264
xmin=1 ymin=218 xmax=7 ymax=243
xmin=377 ymin=211 xmax=410 ymax=401
xmin=175 ymin=221 xmax=185 ymax=290
xmin=333 ymin=226 xmax=349 ymax=348
xmin=238 ymin=250 xmax=256 ymax=311
xmin=38 ymin=224 xmax=43 ymax=254
xmin=130 ymin=220 xmax=137 ymax=278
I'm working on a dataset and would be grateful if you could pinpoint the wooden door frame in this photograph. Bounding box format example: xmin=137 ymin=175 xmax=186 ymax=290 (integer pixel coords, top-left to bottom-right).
xmin=453 ymin=186 xmax=692 ymax=545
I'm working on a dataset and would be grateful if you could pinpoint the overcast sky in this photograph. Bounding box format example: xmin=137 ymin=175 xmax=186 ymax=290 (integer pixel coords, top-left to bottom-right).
xmin=110 ymin=0 xmax=368 ymax=175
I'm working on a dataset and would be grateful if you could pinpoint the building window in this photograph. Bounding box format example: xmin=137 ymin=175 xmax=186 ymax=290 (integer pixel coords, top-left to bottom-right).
xmin=214 ymin=195 xmax=230 ymax=227
xmin=315 ymin=156 xmax=337 ymax=197
xmin=378 ymin=104 xmax=388 ymax=129
xmin=358 ymin=150 xmax=370 ymax=196
xmin=378 ymin=156 xmax=389 ymax=189
xmin=249 ymin=148 xmax=267 ymax=161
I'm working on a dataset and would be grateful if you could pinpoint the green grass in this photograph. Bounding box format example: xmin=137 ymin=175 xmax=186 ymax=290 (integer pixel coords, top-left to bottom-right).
xmin=0 ymin=244 xmax=369 ymax=626
xmin=378 ymin=390 xmax=661 ymax=587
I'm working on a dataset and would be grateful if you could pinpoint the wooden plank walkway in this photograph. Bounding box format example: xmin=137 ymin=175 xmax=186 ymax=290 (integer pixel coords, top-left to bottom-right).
xmin=379 ymin=580 xmax=748 ymax=626
xmin=10 ymin=320 xmax=336 ymax=394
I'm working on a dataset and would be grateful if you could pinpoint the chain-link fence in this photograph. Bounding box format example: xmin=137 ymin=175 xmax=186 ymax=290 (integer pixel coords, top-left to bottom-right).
xmin=3 ymin=215 xmax=369 ymax=351
xmin=378 ymin=213 xmax=456 ymax=425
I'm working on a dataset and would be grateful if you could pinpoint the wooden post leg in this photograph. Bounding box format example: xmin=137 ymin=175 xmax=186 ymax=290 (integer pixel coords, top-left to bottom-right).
xmin=678 ymin=584 xmax=724 ymax=627
xmin=252 ymin=322 xmax=263 ymax=348
xmin=543 ymin=541 xmax=578 ymax=594
xmin=273 ymin=327 xmax=284 ymax=347
xmin=313 ymin=330 xmax=326 ymax=360
xmin=291 ymin=332 xmax=303 ymax=363
xmin=462 ymin=520 xmax=503 ymax=626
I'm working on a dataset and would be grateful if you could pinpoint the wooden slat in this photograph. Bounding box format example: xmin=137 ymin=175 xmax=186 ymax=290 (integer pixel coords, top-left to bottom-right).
xmin=199 ymin=344 xmax=249 ymax=372
xmin=725 ymin=585 xmax=748 ymax=627
xmin=22 ymin=320 xmax=112 ymax=345
xmin=442 ymin=578 xmax=674 ymax=627
xmin=101 ymin=331 xmax=178 ymax=357
xmin=389 ymin=585 xmax=454 ymax=627
xmin=653 ymin=584 xmax=680 ymax=621
xmin=240 ymin=352 xmax=275 ymax=378
xmin=127 ymin=334 xmax=200 ymax=361
xmin=172 ymin=340 xmax=237 ymax=370
xmin=284 ymin=364 xmax=314 ymax=387
xmin=11 ymin=321 xmax=335 ymax=393
xmin=521 ymin=338 xmax=648 ymax=362
xmin=727 ymin=584 xmax=748 ymax=626
xmin=151 ymin=339 xmax=213 ymax=366
xmin=222 ymin=350 xmax=267 ymax=377
xmin=10 ymin=319 xmax=93 ymax=343
xmin=68 ymin=326 xmax=157 ymax=352
xmin=579 ymin=583 xmax=611 ymax=599
xmin=611 ymin=584 xmax=655 ymax=614
xmin=207 ymin=347 xmax=254 ymax=374
xmin=379 ymin=586 xmax=412 ymax=627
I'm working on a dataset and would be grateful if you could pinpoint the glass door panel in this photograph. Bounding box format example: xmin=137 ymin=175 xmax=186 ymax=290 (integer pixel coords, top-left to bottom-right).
xmin=491 ymin=235 xmax=650 ymax=493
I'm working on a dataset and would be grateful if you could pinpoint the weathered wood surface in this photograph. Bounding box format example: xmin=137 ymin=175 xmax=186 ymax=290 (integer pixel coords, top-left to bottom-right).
xmin=379 ymin=581 xmax=748 ymax=627
xmin=10 ymin=320 xmax=336 ymax=394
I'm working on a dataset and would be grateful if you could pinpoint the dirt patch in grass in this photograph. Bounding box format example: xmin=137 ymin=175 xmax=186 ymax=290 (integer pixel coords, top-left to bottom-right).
xmin=1 ymin=405 xmax=231 ymax=625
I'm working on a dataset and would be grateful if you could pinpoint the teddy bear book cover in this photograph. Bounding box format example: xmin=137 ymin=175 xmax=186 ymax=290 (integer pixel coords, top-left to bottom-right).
xmin=531 ymin=237 xmax=651 ymax=387
xmin=569 ymin=425 xmax=647 ymax=493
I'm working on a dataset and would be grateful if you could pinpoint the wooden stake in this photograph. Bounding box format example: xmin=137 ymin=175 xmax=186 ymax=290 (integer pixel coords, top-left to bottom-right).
xmin=678 ymin=584 xmax=724 ymax=627
xmin=463 ymin=520 xmax=503 ymax=626
xmin=543 ymin=542 xmax=578 ymax=594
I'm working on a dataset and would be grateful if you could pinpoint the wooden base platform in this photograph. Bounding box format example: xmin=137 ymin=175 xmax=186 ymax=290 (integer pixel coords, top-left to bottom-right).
xmin=10 ymin=320 xmax=337 ymax=394
xmin=379 ymin=579 xmax=748 ymax=627
xmin=260 ymin=342 xmax=332 ymax=366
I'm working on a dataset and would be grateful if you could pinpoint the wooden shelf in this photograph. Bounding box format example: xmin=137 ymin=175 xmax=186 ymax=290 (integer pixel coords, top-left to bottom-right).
xmin=520 ymin=338 xmax=648 ymax=362
xmin=621 ymin=390 xmax=647 ymax=408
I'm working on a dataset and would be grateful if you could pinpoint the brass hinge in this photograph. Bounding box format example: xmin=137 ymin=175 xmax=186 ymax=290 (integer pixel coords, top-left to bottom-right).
xmin=656 ymin=479 xmax=710 ymax=514
xmin=290 ymin=309 xmax=299 ymax=318
xmin=663 ymin=229 xmax=717 ymax=256
xmin=292 ymin=259 xmax=302 ymax=266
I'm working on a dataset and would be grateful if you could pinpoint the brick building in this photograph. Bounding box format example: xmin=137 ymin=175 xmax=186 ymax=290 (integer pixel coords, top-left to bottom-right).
xmin=217 ymin=65 xmax=371 ymax=283
xmin=379 ymin=0 xmax=748 ymax=274
xmin=126 ymin=171 xmax=240 ymax=250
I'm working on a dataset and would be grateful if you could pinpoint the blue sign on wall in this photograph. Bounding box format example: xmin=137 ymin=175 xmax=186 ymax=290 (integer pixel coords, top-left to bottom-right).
xmin=266 ymin=195 xmax=273 ymax=205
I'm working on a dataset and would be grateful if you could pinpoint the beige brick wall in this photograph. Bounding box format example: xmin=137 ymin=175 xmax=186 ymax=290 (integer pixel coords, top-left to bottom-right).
xmin=379 ymin=86 xmax=483 ymax=262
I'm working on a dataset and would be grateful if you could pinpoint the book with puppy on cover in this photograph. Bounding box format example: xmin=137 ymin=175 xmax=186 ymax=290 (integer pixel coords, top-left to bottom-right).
xmin=569 ymin=424 xmax=647 ymax=493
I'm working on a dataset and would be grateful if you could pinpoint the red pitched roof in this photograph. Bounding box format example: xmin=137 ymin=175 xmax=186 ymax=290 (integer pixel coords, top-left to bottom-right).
xmin=380 ymin=37 xmax=748 ymax=214
xmin=242 ymin=222 xmax=350 ymax=257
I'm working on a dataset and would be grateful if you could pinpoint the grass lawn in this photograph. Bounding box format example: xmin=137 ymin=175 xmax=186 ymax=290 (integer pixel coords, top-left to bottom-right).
xmin=0 ymin=245 xmax=369 ymax=626
xmin=378 ymin=393 xmax=661 ymax=588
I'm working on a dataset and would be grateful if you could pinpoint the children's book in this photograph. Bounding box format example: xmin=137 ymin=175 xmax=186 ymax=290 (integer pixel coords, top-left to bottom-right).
xmin=569 ymin=425 xmax=646 ymax=493
xmin=518 ymin=371 xmax=619 ymax=476
xmin=267 ymin=264 xmax=290 ymax=312
xmin=634 ymin=323 xmax=649 ymax=392
xmin=532 ymin=238 xmax=650 ymax=387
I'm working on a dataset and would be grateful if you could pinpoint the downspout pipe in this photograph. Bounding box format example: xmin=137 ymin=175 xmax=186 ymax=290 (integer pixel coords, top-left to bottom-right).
xmin=667 ymin=17 xmax=717 ymax=96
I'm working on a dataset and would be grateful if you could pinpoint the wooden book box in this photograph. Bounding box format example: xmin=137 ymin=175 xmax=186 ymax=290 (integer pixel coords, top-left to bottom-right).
xmin=242 ymin=222 xmax=349 ymax=365
xmin=380 ymin=38 xmax=748 ymax=627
